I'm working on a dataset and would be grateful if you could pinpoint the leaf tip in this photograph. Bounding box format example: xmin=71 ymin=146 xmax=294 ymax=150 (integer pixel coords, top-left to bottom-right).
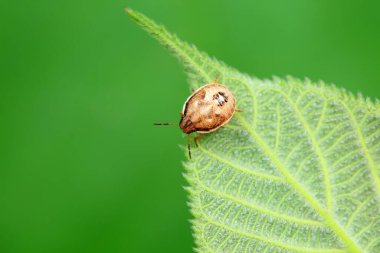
xmin=124 ymin=7 xmax=140 ymax=23
xmin=124 ymin=6 xmax=132 ymax=15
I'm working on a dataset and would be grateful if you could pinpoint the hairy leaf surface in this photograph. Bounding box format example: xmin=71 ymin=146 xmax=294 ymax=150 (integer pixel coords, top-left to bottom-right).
xmin=127 ymin=9 xmax=380 ymax=253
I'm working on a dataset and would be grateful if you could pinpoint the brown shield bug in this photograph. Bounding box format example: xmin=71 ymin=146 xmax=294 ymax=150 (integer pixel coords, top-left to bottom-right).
xmin=154 ymin=78 xmax=236 ymax=159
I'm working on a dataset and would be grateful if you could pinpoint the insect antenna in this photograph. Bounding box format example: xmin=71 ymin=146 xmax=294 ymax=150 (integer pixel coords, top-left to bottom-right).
xmin=153 ymin=122 xmax=177 ymax=126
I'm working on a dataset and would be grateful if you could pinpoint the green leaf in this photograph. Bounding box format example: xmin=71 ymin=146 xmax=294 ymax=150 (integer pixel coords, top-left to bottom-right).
xmin=127 ymin=8 xmax=380 ymax=253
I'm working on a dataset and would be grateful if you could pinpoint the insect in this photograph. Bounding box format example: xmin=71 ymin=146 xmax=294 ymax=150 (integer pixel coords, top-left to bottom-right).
xmin=154 ymin=78 xmax=237 ymax=159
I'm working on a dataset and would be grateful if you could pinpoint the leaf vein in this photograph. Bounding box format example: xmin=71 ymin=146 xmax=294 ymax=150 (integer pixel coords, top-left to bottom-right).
xmin=199 ymin=145 xmax=285 ymax=182
xmin=235 ymin=114 xmax=363 ymax=253
xmin=340 ymin=100 xmax=380 ymax=202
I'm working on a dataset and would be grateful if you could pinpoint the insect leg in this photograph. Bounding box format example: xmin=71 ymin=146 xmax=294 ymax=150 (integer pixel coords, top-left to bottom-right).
xmin=187 ymin=134 xmax=192 ymax=159
xmin=194 ymin=133 xmax=204 ymax=148
xmin=235 ymin=109 xmax=243 ymax=112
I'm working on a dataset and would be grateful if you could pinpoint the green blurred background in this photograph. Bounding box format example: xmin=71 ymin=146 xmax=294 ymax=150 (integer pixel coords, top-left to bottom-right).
xmin=1 ymin=0 xmax=379 ymax=252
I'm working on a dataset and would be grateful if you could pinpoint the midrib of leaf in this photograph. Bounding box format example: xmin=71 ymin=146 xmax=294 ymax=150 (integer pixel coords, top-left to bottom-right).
xmin=127 ymin=8 xmax=379 ymax=253
xmin=264 ymin=87 xmax=333 ymax=211
xmin=235 ymin=113 xmax=363 ymax=253
xmin=217 ymin=78 xmax=368 ymax=252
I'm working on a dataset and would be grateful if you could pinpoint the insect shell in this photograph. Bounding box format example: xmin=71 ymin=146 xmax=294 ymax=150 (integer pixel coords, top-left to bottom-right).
xmin=180 ymin=81 xmax=236 ymax=140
